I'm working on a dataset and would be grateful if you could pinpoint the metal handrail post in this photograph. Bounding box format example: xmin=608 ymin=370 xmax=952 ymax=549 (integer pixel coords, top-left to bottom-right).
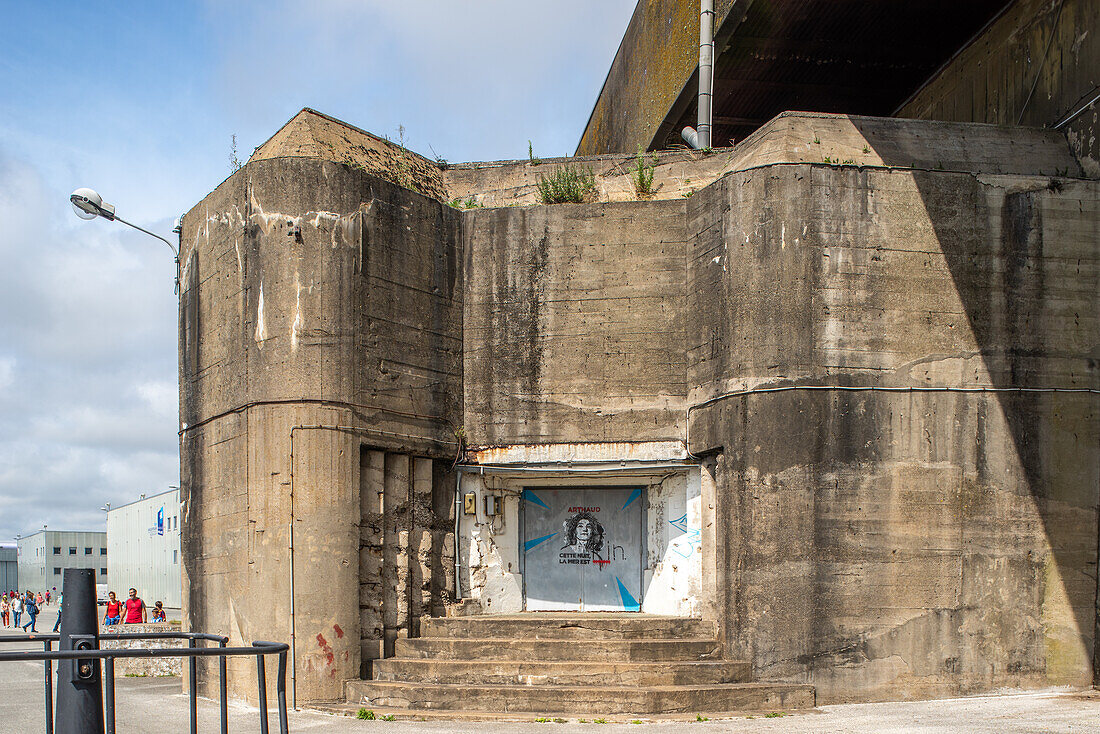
xmin=2 ymin=633 xmax=290 ymax=731
xmin=256 ymin=648 xmax=270 ymax=734
xmin=43 ymin=639 xmax=54 ymax=734
xmin=104 ymin=657 xmax=115 ymax=734
xmin=188 ymin=636 xmax=198 ymax=734
xmin=276 ymin=650 xmax=289 ymax=734
xmin=219 ymin=638 xmax=228 ymax=734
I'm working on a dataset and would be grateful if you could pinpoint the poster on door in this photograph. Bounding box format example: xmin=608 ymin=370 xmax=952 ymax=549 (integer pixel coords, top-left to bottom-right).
xmin=522 ymin=487 xmax=644 ymax=611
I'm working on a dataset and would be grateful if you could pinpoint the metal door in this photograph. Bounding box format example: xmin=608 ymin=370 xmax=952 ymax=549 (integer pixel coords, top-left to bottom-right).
xmin=521 ymin=487 xmax=644 ymax=611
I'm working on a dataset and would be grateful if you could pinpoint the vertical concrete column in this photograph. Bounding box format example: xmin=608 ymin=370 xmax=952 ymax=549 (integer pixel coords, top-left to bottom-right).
xmin=713 ymin=453 xmax=740 ymax=658
xmin=699 ymin=459 xmax=720 ymax=622
xmin=409 ymin=457 xmax=434 ymax=635
xmin=382 ymin=453 xmax=410 ymax=657
xmin=359 ymin=450 xmax=385 ymax=675
xmin=290 ymin=420 xmax=360 ymax=701
xmin=432 ymin=462 xmax=457 ymax=612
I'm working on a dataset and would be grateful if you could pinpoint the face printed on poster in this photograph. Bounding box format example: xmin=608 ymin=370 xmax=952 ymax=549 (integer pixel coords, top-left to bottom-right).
xmin=559 ymin=509 xmax=608 ymax=567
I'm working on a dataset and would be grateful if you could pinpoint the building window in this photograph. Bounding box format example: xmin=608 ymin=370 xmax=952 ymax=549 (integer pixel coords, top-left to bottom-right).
xmin=53 ymin=568 xmax=61 ymax=575
xmin=100 ymin=548 xmax=107 ymax=555
xmin=53 ymin=547 xmax=61 ymax=555
xmin=173 ymin=550 xmax=178 ymax=564
xmin=68 ymin=547 xmax=76 ymax=555
xmin=84 ymin=547 xmax=92 ymax=555
xmin=100 ymin=568 xmax=107 ymax=575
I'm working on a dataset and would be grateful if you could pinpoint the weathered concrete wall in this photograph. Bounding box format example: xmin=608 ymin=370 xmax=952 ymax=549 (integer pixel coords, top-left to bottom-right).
xmin=359 ymin=450 xmax=454 ymax=674
xmin=576 ymin=0 xmax=744 ymax=155
xmin=642 ymin=471 xmax=704 ymax=617
xmin=448 ymin=111 xmax=1082 ymax=211
xmin=250 ymin=108 xmax=448 ymax=200
xmin=462 ymin=200 xmax=690 ymax=447
xmin=443 ymin=149 xmax=736 ymax=207
xmin=685 ymin=161 xmax=1099 ymax=702
xmin=180 ymin=158 xmax=460 ymax=703
xmin=100 ymin=624 xmax=183 ymax=677
xmin=181 ymin=107 xmax=1099 ymax=707
xmin=897 ymin=0 xmax=1100 ymax=177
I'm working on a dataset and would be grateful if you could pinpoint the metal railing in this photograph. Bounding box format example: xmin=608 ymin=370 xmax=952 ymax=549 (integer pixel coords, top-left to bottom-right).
xmin=0 ymin=631 xmax=289 ymax=734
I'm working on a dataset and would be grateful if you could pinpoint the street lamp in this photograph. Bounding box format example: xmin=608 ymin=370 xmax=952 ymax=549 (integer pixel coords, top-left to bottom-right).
xmin=69 ymin=187 xmax=181 ymax=294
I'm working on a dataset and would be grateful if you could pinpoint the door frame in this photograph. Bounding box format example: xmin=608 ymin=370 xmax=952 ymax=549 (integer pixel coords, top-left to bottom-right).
xmin=519 ymin=484 xmax=648 ymax=612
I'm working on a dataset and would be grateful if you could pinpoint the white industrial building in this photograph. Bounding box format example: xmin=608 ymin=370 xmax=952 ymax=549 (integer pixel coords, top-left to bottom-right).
xmin=0 ymin=545 xmax=18 ymax=592
xmin=106 ymin=488 xmax=181 ymax=608
xmin=15 ymin=530 xmax=108 ymax=594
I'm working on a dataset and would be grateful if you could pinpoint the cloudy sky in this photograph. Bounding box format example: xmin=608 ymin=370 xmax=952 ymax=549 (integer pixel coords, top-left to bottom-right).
xmin=0 ymin=0 xmax=637 ymax=542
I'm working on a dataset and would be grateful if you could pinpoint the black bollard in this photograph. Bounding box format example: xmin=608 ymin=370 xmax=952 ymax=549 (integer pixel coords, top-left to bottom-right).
xmin=55 ymin=568 xmax=104 ymax=734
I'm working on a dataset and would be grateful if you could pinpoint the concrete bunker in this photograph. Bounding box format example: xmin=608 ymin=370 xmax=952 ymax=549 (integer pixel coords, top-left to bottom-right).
xmin=179 ymin=108 xmax=1098 ymax=710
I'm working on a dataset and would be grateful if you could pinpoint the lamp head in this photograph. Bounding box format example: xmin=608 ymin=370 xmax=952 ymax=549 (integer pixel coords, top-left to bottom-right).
xmin=70 ymin=188 xmax=116 ymax=221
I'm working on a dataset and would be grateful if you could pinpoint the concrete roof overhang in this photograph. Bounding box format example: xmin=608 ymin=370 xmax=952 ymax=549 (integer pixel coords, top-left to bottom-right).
xmin=577 ymin=0 xmax=1013 ymax=155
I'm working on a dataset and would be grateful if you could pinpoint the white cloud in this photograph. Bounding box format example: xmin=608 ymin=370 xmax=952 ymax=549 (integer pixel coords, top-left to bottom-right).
xmin=0 ymin=147 xmax=179 ymax=539
xmin=203 ymin=0 xmax=636 ymax=160
xmin=136 ymin=381 xmax=178 ymax=418
xmin=0 ymin=0 xmax=638 ymax=542
xmin=0 ymin=357 xmax=14 ymax=392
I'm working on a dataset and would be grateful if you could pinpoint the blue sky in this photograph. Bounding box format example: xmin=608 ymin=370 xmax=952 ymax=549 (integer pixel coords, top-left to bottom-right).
xmin=0 ymin=0 xmax=637 ymax=543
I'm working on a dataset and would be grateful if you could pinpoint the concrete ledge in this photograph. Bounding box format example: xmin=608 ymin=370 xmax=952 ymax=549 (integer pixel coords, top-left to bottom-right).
xmin=99 ymin=623 xmax=183 ymax=677
xmin=347 ymin=680 xmax=815 ymax=715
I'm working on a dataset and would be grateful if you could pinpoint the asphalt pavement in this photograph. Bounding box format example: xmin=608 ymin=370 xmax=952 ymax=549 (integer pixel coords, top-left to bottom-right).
xmin=1 ymin=626 xmax=1096 ymax=733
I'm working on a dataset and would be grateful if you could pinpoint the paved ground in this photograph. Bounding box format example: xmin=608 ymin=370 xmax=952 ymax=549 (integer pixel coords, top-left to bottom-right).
xmin=1 ymin=627 xmax=1096 ymax=732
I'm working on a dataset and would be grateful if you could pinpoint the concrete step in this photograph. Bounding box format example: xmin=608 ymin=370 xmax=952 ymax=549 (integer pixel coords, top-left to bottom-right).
xmin=395 ymin=637 xmax=723 ymax=662
xmin=372 ymin=658 xmax=750 ymax=686
xmin=346 ymin=680 xmax=815 ymax=715
xmin=422 ymin=615 xmax=718 ymax=640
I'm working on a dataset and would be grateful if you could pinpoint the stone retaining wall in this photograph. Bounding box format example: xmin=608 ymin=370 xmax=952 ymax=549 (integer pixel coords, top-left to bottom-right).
xmin=99 ymin=623 xmax=183 ymax=677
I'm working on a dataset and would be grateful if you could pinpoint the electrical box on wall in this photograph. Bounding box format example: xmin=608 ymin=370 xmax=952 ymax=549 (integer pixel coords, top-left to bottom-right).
xmin=463 ymin=492 xmax=477 ymax=515
xmin=484 ymin=494 xmax=502 ymax=516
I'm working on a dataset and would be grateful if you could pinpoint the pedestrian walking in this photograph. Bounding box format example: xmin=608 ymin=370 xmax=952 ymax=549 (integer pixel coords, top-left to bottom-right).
xmin=11 ymin=592 xmax=22 ymax=628
xmin=1 ymin=595 xmax=9 ymax=627
xmin=152 ymin=601 xmax=166 ymax=622
xmin=124 ymin=588 xmax=146 ymax=624
xmin=53 ymin=591 xmax=63 ymax=632
xmin=103 ymin=591 xmax=121 ymax=626
xmin=44 ymin=589 xmax=51 ymax=606
xmin=21 ymin=591 xmax=38 ymax=632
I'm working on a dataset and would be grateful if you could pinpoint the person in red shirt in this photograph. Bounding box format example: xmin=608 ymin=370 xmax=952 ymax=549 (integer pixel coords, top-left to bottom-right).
xmin=123 ymin=588 xmax=147 ymax=624
xmin=103 ymin=591 xmax=122 ymax=626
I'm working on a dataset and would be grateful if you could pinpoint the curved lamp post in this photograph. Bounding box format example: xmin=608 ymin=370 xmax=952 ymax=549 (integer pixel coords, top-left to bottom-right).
xmin=70 ymin=188 xmax=181 ymax=294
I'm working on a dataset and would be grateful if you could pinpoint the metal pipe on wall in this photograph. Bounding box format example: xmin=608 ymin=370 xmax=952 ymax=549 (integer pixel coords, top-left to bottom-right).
xmin=453 ymin=467 xmax=464 ymax=600
xmin=698 ymin=0 xmax=715 ymax=149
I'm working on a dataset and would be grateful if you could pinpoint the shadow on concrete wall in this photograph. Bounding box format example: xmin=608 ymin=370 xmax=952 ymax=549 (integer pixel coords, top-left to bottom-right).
xmin=856 ymin=117 xmax=1100 ymax=683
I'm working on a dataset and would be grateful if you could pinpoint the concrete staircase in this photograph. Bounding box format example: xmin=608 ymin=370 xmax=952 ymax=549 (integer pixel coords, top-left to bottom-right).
xmin=345 ymin=615 xmax=814 ymax=716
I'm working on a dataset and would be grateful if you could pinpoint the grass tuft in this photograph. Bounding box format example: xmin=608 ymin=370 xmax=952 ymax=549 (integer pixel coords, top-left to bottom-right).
xmin=536 ymin=164 xmax=596 ymax=204
xmin=632 ymin=147 xmax=658 ymax=199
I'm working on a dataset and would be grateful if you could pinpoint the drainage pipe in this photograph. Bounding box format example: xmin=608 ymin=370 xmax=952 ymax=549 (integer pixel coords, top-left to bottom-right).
xmin=453 ymin=466 xmax=464 ymax=601
xmin=697 ymin=0 xmax=715 ymax=149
